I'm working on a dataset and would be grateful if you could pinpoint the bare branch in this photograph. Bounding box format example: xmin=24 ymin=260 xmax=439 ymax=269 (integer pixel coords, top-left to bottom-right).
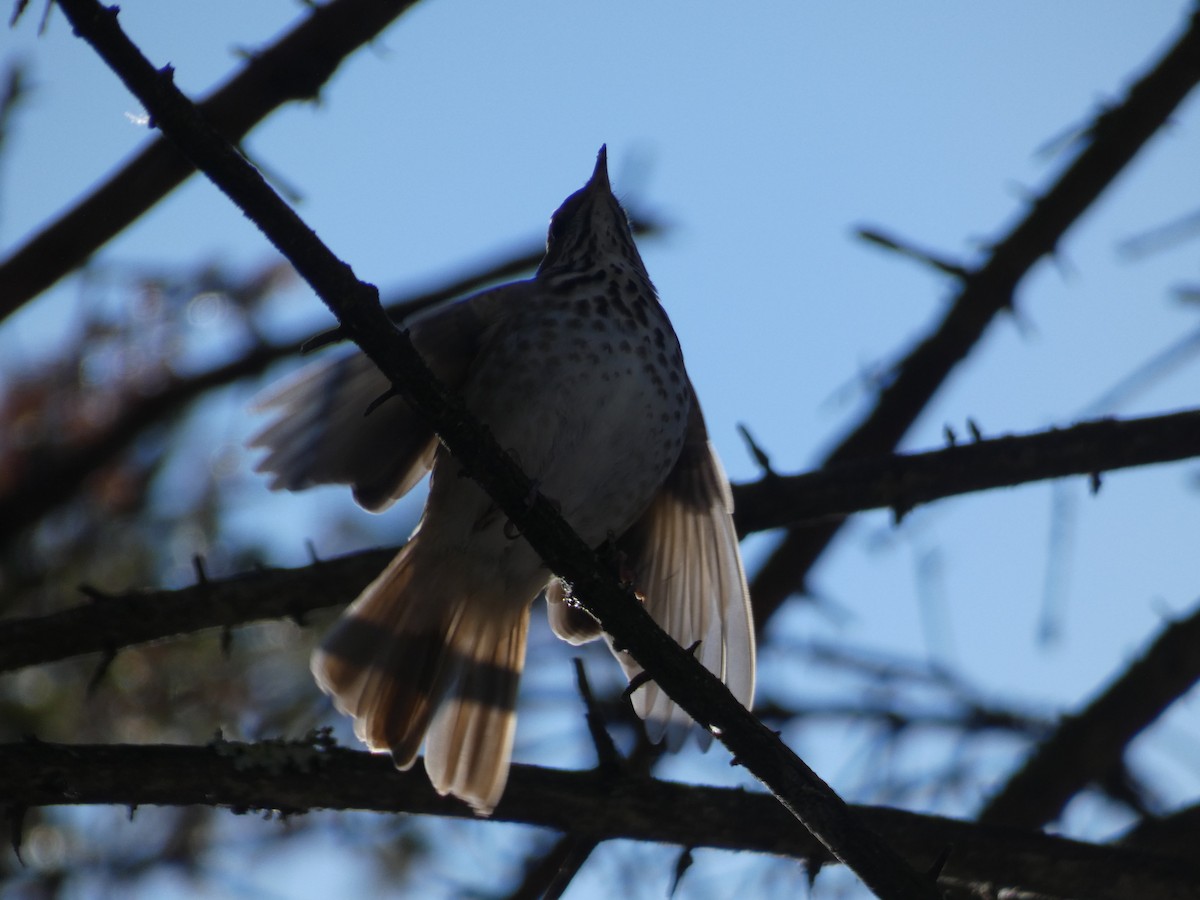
xmin=1 ymin=739 xmax=1198 ymax=900
xmin=0 ymin=547 xmax=393 ymax=674
xmin=855 ymin=227 xmax=969 ymax=280
xmin=751 ymin=7 xmax=1200 ymax=618
xmin=732 ymin=407 xmax=1200 ymax=535
xmin=0 ymin=61 xmax=30 ymax=162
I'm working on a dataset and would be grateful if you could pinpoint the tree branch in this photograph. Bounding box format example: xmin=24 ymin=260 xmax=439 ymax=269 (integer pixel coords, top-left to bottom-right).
xmin=53 ymin=2 xmax=936 ymax=895
xmin=0 ymin=547 xmax=393 ymax=674
xmin=3 ymin=407 xmax=1197 ymax=674
xmin=750 ymin=6 xmax=1200 ymax=616
xmin=0 ymin=0 xmax=422 ymax=322
xmin=732 ymin=407 xmax=1200 ymax=535
xmin=980 ymin=598 xmax=1200 ymax=829
xmin=1 ymin=740 xmax=1198 ymax=900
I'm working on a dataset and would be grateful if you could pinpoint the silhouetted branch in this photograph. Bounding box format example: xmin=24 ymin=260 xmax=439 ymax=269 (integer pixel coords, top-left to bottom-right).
xmin=855 ymin=227 xmax=969 ymax=280
xmin=732 ymin=407 xmax=1200 ymax=535
xmin=0 ymin=61 xmax=30 ymax=162
xmin=981 ymin=598 xmax=1200 ymax=829
xmin=54 ymin=3 xmax=936 ymax=895
xmin=751 ymin=6 xmax=1200 ymax=617
xmin=758 ymin=699 xmax=1050 ymax=743
xmin=506 ymin=834 xmax=598 ymax=900
xmin=1121 ymin=803 xmax=1200 ymax=859
xmin=5 ymin=407 xmax=1197 ymax=674
xmin=0 ymin=547 xmax=393 ymax=674
xmin=0 ymin=0 xmax=423 ymax=322
xmin=1118 ymin=208 xmax=1200 ymax=259
xmin=2 ymin=739 xmax=1198 ymax=900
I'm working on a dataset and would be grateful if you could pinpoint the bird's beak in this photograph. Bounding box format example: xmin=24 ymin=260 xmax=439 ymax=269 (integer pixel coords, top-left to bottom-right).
xmin=589 ymin=145 xmax=611 ymax=192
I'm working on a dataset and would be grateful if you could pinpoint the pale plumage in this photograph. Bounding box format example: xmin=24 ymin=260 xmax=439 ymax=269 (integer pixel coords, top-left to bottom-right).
xmin=250 ymin=148 xmax=755 ymax=813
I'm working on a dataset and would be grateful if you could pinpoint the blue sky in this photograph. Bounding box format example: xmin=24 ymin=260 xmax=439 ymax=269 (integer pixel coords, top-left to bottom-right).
xmin=6 ymin=2 xmax=1200 ymax=896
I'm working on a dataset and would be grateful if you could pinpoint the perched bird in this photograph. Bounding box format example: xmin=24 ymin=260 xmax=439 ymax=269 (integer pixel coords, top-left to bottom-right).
xmin=250 ymin=147 xmax=755 ymax=813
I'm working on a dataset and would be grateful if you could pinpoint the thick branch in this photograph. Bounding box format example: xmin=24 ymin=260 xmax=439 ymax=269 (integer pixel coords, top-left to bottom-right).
xmin=1 ymin=740 xmax=1198 ymax=900
xmin=0 ymin=0 xmax=422 ymax=322
xmin=750 ymin=7 xmax=1200 ymax=615
xmin=980 ymin=599 xmax=1200 ymax=829
xmin=4 ymin=408 xmax=1196 ymax=674
xmin=732 ymin=407 xmax=1200 ymax=535
xmin=54 ymin=2 xmax=935 ymax=895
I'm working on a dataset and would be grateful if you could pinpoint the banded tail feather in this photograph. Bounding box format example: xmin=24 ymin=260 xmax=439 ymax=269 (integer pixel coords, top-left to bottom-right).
xmin=312 ymin=542 xmax=530 ymax=813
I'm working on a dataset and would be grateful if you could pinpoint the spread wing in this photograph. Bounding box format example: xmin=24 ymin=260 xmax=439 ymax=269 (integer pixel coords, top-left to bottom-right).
xmin=248 ymin=284 xmax=523 ymax=512
xmin=612 ymin=395 xmax=756 ymax=746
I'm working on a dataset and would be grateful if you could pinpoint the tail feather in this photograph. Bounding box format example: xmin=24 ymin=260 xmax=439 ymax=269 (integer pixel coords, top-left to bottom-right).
xmin=312 ymin=547 xmax=442 ymax=765
xmin=611 ymin=411 xmax=756 ymax=749
xmin=425 ymin=608 xmax=529 ymax=813
xmin=310 ymin=545 xmax=531 ymax=813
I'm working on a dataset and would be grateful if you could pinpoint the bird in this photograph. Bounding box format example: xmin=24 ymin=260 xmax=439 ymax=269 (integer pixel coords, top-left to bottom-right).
xmin=249 ymin=147 xmax=755 ymax=814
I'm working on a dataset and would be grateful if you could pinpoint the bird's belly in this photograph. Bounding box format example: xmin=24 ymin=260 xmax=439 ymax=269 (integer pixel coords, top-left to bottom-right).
xmin=464 ymin=298 xmax=690 ymax=547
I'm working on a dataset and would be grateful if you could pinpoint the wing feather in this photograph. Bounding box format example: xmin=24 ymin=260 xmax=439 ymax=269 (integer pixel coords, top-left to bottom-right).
xmin=613 ymin=395 xmax=756 ymax=746
xmin=248 ymin=284 xmax=526 ymax=511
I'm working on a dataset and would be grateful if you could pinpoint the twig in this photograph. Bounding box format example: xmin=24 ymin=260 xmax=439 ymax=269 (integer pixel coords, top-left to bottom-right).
xmin=506 ymin=834 xmax=599 ymax=900
xmin=572 ymin=658 xmax=622 ymax=771
xmin=855 ymin=227 xmax=969 ymax=280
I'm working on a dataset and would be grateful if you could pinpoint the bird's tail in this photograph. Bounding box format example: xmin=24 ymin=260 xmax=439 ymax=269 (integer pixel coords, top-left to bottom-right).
xmin=312 ymin=544 xmax=531 ymax=814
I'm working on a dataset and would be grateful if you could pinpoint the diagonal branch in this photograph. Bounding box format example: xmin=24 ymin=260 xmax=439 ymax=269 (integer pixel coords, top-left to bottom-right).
xmin=53 ymin=2 xmax=936 ymax=895
xmin=980 ymin=598 xmax=1200 ymax=829
xmin=3 ymin=407 xmax=1197 ymax=675
xmin=1 ymin=740 xmax=1198 ymax=900
xmin=750 ymin=6 xmax=1200 ymax=617
xmin=0 ymin=0 xmax=423 ymax=323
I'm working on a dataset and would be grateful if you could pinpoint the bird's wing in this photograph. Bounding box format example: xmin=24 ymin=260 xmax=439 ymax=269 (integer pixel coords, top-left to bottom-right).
xmin=611 ymin=393 xmax=756 ymax=746
xmin=248 ymin=283 xmax=526 ymax=512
